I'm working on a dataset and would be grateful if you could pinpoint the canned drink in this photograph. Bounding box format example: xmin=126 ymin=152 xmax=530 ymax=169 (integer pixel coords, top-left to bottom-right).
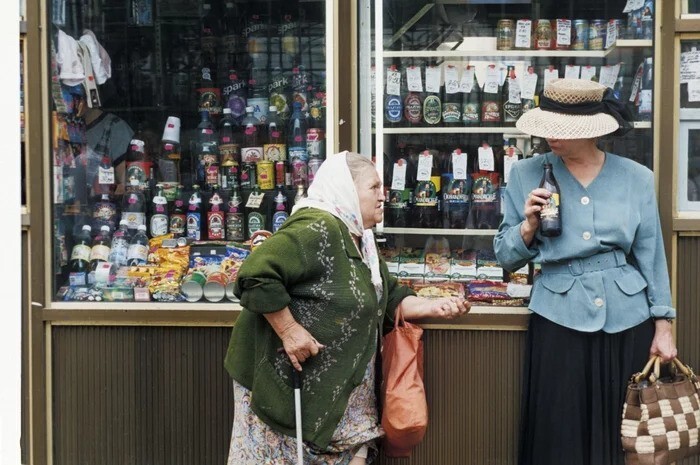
xmin=307 ymin=157 xmax=323 ymax=185
xmin=240 ymin=162 xmax=256 ymax=189
xmin=291 ymin=158 xmax=308 ymax=188
xmin=203 ymin=271 xmax=228 ymax=302
xmin=275 ymin=161 xmax=287 ymax=186
xmin=264 ymin=143 xmax=287 ymax=162
xmin=180 ymin=271 xmax=207 ymax=302
xmin=588 ymin=19 xmax=606 ymax=50
xmin=534 ymin=19 xmax=553 ymax=50
xmin=256 ymin=160 xmax=275 ymax=190
xmin=306 ymin=128 xmax=325 ymax=159
xmin=496 ymin=19 xmax=515 ymax=51
xmin=572 ymin=20 xmax=589 ymax=50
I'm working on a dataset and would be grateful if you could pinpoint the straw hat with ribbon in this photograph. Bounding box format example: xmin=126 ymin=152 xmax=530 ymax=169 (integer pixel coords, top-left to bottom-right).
xmin=516 ymin=78 xmax=634 ymax=139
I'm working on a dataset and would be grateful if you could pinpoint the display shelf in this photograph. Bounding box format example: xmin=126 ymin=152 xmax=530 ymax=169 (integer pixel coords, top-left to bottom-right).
xmin=381 ymin=227 xmax=498 ymax=236
xmin=378 ymin=122 xmax=650 ymax=135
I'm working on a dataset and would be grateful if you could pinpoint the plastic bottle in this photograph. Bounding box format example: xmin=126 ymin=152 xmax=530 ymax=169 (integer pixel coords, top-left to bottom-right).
xmin=265 ymin=105 xmax=287 ymax=162
xmin=288 ymin=101 xmax=308 ymax=161
xmin=126 ymin=224 xmax=149 ymax=266
xmin=268 ymin=67 xmax=291 ymax=123
xmin=241 ymin=106 xmax=263 ymax=163
xmin=109 ymin=220 xmax=130 ymax=267
xmin=89 ymin=225 xmax=112 ymax=271
xmin=187 ymin=184 xmax=203 ymax=240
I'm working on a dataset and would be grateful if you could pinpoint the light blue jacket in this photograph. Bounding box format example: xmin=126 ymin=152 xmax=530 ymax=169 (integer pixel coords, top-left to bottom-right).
xmin=494 ymin=152 xmax=675 ymax=333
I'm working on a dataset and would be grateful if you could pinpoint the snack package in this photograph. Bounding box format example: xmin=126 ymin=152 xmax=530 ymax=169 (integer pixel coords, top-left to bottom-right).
xmin=379 ymin=246 xmax=401 ymax=274
xmin=450 ymin=248 xmax=477 ymax=282
xmin=412 ymin=281 xmax=465 ymax=299
xmin=424 ymin=236 xmax=451 ymax=282
xmin=476 ymin=249 xmax=503 ymax=281
xmin=397 ymin=248 xmax=425 ymax=282
xmin=467 ymin=280 xmax=510 ymax=303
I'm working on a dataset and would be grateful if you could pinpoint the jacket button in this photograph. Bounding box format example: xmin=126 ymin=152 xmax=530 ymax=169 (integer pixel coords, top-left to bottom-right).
xmin=594 ymin=298 xmax=604 ymax=307
xmin=378 ymin=309 xmax=382 ymax=316
xmin=582 ymin=231 xmax=592 ymax=240
xmin=581 ymin=196 xmax=590 ymax=205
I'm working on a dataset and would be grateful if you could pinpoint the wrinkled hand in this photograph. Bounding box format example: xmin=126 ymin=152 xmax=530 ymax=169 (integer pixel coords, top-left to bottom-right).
xmin=649 ymin=320 xmax=677 ymax=362
xmin=522 ymin=188 xmax=551 ymax=235
xmin=280 ymin=322 xmax=325 ymax=372
xmin=426 ymin=297 xmax=470 ymax=319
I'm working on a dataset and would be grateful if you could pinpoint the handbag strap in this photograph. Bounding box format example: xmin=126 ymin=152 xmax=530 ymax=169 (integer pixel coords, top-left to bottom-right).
xmin=633 ymin=356 xmax=695 ymax=384
xmin=394 ymin=304 xmax=406 ymax=330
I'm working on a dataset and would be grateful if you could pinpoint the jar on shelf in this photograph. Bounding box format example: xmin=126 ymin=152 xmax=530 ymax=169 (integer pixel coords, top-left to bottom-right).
xmin=496 ymin=19 xmax=515 ymax=51
xmin=534 ymin=19 xmax=553 ymax=50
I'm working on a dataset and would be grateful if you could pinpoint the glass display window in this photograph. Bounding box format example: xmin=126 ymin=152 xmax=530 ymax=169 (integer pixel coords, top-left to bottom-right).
xmin=359 ymin=0 xmax=656 ymax=308
xmin=48 ymin=0 xmax=330 ymax=304
xmin=679 ymin=39 xmax=700 ymax=213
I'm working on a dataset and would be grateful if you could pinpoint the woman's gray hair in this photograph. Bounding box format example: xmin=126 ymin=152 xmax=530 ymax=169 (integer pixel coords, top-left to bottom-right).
xmin=345 ymin=151 xmax=376 ymax=183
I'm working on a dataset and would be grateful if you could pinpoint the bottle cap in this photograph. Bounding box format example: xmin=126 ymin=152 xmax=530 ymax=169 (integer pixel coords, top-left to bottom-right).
xmin=138 ymin=224 xmax=147 ymax=231
xmin=119 ymin=220 xmax=128 ymax=226
xmin=82 ymin=225 xmax=92 ymax=232
xmin=223 ymin=108 xmax=232 ymax=115
xmin=162 ymin=116 xmax=181 ymax=143
xmin=269 ymin=105 xmax=277 ymax=112
xmin=101 ymin=225 xmax=110 ymax=232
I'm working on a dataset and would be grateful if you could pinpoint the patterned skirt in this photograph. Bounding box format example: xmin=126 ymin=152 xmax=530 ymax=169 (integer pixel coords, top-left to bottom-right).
xmin=227 ymin=355 xmax=383 ymax=465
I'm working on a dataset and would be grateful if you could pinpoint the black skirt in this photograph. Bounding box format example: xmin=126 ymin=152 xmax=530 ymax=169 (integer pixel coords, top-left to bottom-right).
xmin=518 ymin=314 xmax=655 ymax=465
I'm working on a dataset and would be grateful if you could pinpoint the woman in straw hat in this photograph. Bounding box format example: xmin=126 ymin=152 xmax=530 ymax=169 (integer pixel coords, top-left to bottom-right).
xmin=494 ymin=79 xmax=677 ymax=465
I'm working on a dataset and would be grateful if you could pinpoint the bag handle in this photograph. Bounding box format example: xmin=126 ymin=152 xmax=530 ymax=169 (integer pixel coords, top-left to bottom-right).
xmin=633 ymin=356 xmax=694 ymax=384
xmin=394 ymin=304 xmax=406 ymax=330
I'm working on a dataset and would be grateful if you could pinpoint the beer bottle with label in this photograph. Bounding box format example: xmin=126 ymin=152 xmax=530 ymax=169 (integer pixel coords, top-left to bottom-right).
xmin=412 ymin=150 xmax=440 ymax=228
xmin=70 ymin=225 xmax=93 ymax=276
xmin=291 ymin=66 xmax=310 ymax=112
xmin=197 ymin=64 xmax=222 ymax=118
xmin=444 ymin=150 xmax=471 ymax=229
xmin=187 ymin=184 xmax=203 ymax=240
xmin=219 ymin=108 xmax=240 ymax=190
xmin=384 ymin=64 xmax=403 ymax=127
xmin=265 ymin=105 xmax=287 ymax=162
xmin=268 ymin=67 xmax=291 ymax=123
xmin=246 ymin=184 xmax=266 ymax=238
xmin=521 ymin=66 xmax=537 ymax=114
xmin=91 ymin=192 xmax=118 ymax=233
xmin=271 ymin=184 xmax=289 ymax=232
xmin=207 ymin=185 xmax=226 ymax=240
xmin=89 ymin=225 xmax=112 ymax=271
xmin=194 ymin=111 xmax=219 ymax=187
xmin=442 ymin=65 xmax=462 ymax=126
xmin=240 ymin=106 xmax=264 ymax=163
xmin=385 ymin=153 xmax=411 ymax=227
xmin=169 ymin=185 xmax=186 ymax=238
xmin=539 ymin=162 xmax=562 ymax=237
xmin=481 ymin=65 xmax=502 ymax=127
xmin=157 ymin=116 xmax=181 ymax=187
xmin=423 ymin=64 xmax=442 ymax=126
xmin=149 ymin=184 xmax=169 ymax=237
xmin=226 ymin=183 xmax=245 ymax=241
xmin=126 ymin=138 xmax=152 ymax=189
xmin=126 ymin=224 xmax=149 ymax=266
xmin=121 ymin=178 xmax=147 ymax=235
xmin=221 ymin=2 xmax=240 ymax=68
xmin=502 ymin=66 xmax=522 ymax=126
xmin=467 ymin=143 xmax=501 ymax=229
xmin=403 ymin=64 xmax=423 ymax=127
xmin=108 ymin=220 xmax=130 ymax=267
xmin=462 ymin=68 xmax=481 ymax=125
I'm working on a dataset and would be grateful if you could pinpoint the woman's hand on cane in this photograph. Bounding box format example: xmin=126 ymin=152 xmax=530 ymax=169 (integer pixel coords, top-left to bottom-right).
xmin=280 ymin=322 xmax=326 ymax=371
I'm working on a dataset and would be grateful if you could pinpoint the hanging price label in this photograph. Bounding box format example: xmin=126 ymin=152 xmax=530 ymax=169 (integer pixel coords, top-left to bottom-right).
xmin=515 ymin=20 xmax=532 ymax=48
xmin=599 ymin=63 xmax=620 ymax=89
xmin=459 ymin=66 xmax=476 ymax=93
xmin=508 ymin=77 xmax=522 ymax=104
xmin=544 ymin=67 xmax=560 ymax=87
xmin=98 ymin=166 xmax=115 ymax=185
xmin=444 ymin=65 xmax=460 ymax=94
xmin=478 ymin=145 xmax=495 ymax=172
xmin=386 ymin=68 xmax=401 ymax=96
xmin=484 ymin=66 xmax=500 ymax=94
xmin=556 ymin=19 xmax=571 ymax=46
xmin=417 ymin=152 xmax=433 ymax=181
xmin=452 ymin=150 xmax=468 ymax=180
xmin=245 ymin=192 xmax=265 ymax=209
xmin=605 ymin=21 xmax=618 ymax=49
xmin=425 ymin=65 xmax=442 ymax=93
xmin=521 ymin=69 xmax=538 ymax=100
xmin=564 ymin=65 xmax=581 ymax=80
xmin=391 ymin=161 xmax=407 ymax=190
xmin=407 ymin=66 xmax=423 ymax=92
xmin=504 ymin=151 xmax=519 ymax=185
xmin=581 ymin=66 xmax=597 ymax=81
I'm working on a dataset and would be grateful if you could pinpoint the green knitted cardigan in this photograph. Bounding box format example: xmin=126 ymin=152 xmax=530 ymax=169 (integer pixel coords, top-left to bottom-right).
xmin=224 ymin=208 xmax=413 ymax=450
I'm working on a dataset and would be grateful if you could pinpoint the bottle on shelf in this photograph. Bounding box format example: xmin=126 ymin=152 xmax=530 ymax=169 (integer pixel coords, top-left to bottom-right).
xmin=280 ymin=13 xmax=300 ymax=69
xmin=125 ymin=138 xmax=152 ymax=189
xmin=412 ymin=150 xmax=440 ymax=228
xmin=91 ymin=192 xmax=118 ymax=233
xmin=442 ymin=64 xmax=462 ymax=126
xmin=222 ymin=70 xmax=247 ymax=123
xmin=521 ymin=66 xmax=537 ymax=114
xmin=481 ymin=64 xmax=502 ymax=127
xmin=194 ymin=110 xmax=220 ymax=188
xmin=443 ymin=149 xmax=470 ymax=229
xmin=384 ymin=64 xmax=403 ymax=127
xmin=462 ymin=66 xmax=480 ymax=125
xmin=502 ymin=66 xmax=522 ymax=126
xmin=539 ymin=162 xmax=562 ymax=237
xmin=246 ymin=183 xmax=266 ymax=238
xmin=108 ymin=220 xmax=130 ymax=267
xmin=291 ymin=66 xmax=310 ymax=113
xmin=385 ymin=151 xmax=411 ymax=227
xmin=219 ymin=108 xmax=241 ymax=190
xmin=268 ymin=67 xmax=291 ymax=123
xmin=637 ymin=57 xmax=653 ymax=121
xmin=265 ymin=105 xmax=287 ymax=162
xmin=403 ymin=64 xmax=423 ymax=127
xmin=89 ymin=225 xmax=112 ymax=271
xmin=247 ymin=73 xmax=270 ymax=124
xmin=271 ymin=184 xmax=289 ymax=232
xmin=70 ymin=225 xmax=93 ymax=277
xmin=149 ymin=184 xmax=169 ymax=238
xmin=246 ymin=12 xmax=268 ymax=69
xmin=197 ymin=64 xmax=222 ymax=118
xmin=221 ymin=2 xmax=241 ymax=68
xmin=187 ymin=184 xmax=203 ymax=240
xmin=467 ymin=142 xmax=500 ymax=229
xmin=200 ymin=2 xmax=220 ymax=64
xmin=92 ymin=152 xmax=115 ymax=197
xmin=241 ymin=106 xmax=264 ymax=163
xmin=207 ymin=185 xmax=225 ymax=240
xmin=157 ymin=116 xmax=182 ymax=191
xmin=288 ymin=101 xmax=308 ymax=161
xmin=126 ymin=224 xmax=149 ymax=266
xmin=169 ymin=185 xmax=186 ymax=238
xmin=226 ymin=183 xmax=245 ymax=241
xmin=423 ymin=64 xmax=442 ymax=126
xmin=293 ymin=183 xmax=306 ymax=208
xmin=121 ymin=178 xmax=147 ymax=236
xmin=500 ymin=139 xmax=524 ymax=221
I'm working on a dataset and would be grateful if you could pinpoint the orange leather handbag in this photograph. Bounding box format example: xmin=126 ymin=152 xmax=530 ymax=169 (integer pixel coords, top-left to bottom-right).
xmin=380 ymin=306 xmax=428 ymax=457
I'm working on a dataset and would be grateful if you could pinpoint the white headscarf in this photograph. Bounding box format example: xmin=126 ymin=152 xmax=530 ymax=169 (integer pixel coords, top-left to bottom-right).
xmin=292 ymin=151 xmax=383 ymax=298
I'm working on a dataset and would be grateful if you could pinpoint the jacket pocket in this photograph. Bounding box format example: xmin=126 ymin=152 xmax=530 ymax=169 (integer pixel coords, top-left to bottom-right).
xmin=614 ymin=270 xmax=648 ymax=296
xmin=251 ymin=357 xmax=295 ymax=429
xmin=539 ymin=274 xmax=576 ymax=294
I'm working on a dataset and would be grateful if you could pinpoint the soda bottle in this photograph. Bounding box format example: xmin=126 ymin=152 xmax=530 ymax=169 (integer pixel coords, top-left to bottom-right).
xmin=207 ymin=185 xmax=226 ymax=240
xmin=241 ymin=106 xmax=264 ymax=163
xmin=108 ymin=220 xmax=130 ymax=267
xmin=157 ymin=116 xmax=182 ymax=186
xmin=246 ymin=183 xmax=266 ymax=238
xmin=442 ymin=64 xmax=462 ymax=126
xmin=502 ymin=66 xmax=522 ymax=126
xmin=187 ymin=184 xmax=203 ymax=240
xmin=126 ymin=224 xmax=149 ymax=266
xmin=125 ymin=138 xmax=152 ymax=189
xmin=265 ymin=105 xmax=287 ymax=162
xmin=384 ymin=64 xmax=403 ymax=127
xmin=247 ymin=75 xmax=269 ymax=124
xmin=194 ymin=111 xmax=219 ymax=187
xmin=481 ymin=65 xmax=502 ymax=127
xmin=403 ymin=64 xmax=423 ymax=127
xmin=226 ymin=183 xmax=245 ymax=241
xmin=89 ymin=225 xmax=112 ymax=271
xmin=222 ymin=70 xmax=248 ymax=122
xmin=121 ymin=178 xmax=147 ymax=235
xmin=70 ymin=225 xmax=93 ymax=275
xmin=280 ymin=13 xmax=300 ymax=69
xmin=271 ymin=184 xmax=289 ymax=232
xmin=539 ymin=162 xmax=562 ymax=237
xmin=246 ymin=13 xmax=268 ymax=69
xmin=149 ymin=184 xmax=169 ymax=237
xmin=462 ymin=66 xmax=481 ymax=125
xmin=288 ymin=101 xmax=308 ymax=161
xmin=219 ymin=108 xmax=240 ymax=178
xmin=268 ymin=67 xmax=291 ymax=123
xmin=169 ymin=185 xmax=186 ymax=238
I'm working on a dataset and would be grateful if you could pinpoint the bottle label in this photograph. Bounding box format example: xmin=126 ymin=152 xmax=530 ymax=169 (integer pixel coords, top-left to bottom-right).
xmin=127 ymin=244 xmax=148 ymax=263
xmin=205 ymin=165 xmax=220 ymax=187
xmin=71 ymin=244 xmax=91 ymax=262
xmin=270 ymin=92 xmax=290 ymax=117
xmin=186 ymin=212 xmax=201 ymax=240
xmin=90 ymin=244 xmax=111 ymax=262
xmin=414 ymin=182 xmax=439 ymax=207
xmin=423 ymin=95 xmax=442 ymax=125
xmin=471 ymin=174 xmax=499 ymax=204
xmin=248 ymin=97 xmax=270 ymax=124
xmin=150 ymin=214 xmax=169 ymax=237
xmin=227 ymin=95 xmax=247 ymax=119
xmin=197 ymin=88 xmax=222 ymax=115
xmin=126 ymin=162 xmax=152 ymax=186
xmin=93 ymin=201 xmax=117 ymax=227
xmin=123 ymin=212 xmax=146 ymax=230
xmin=98 ymin=166 xmax=115 ymax=185
xmin=242 ymin=147 xmax=264 ymax=163
xmin=108 ymin=240 xmax=128 ymax=266
xmin=462 ymin=103 xmax=480 ymax=124
xmin=289 ymin=147 xmax=308 ymax=162
xmin=482 ymin=101 xmax=501 ymax=122
xmin=272 ymin=211 xmax=289 ymax=232
xmin=207 ymin=211 xmax=225 ymax=239
xmin=264 ymin=144 xmax=287 ymax=162
xmin=226 ymin=213 xmax=245 ymax=241
xmin=442 ymin=102 xmax=461 ymax=123
xmin=220 ymin=143 xmax=240 ymax=166
xmin=170 ymin=214 xmax=186 ymax=235
xmin=404 ymin=94 xmax=422 ymax=123
xmin=246 ymin=192 xmax=265 ymax=209
xmin=541 ymin=194 xmax=560 ymax=219
xmin=503 ymin=101 xmax=522 ymax=122
xmin=247 ymin=212 xmax=264 ymax=236
xmin=385 ymin=95 xmax=403 ymax=123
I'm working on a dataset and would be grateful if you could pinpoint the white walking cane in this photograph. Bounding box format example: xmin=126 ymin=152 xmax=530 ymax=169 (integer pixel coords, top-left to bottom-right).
xmin=292 ymin=370 xmax=304 ymax=465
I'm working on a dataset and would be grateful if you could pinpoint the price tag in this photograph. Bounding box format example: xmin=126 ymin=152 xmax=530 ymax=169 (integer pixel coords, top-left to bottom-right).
xmin=521 ymin=68 xmax=538 ymax=100
xmin=508 ymin=77 xmax=521 ymax=103
xmin=688 ymin=80 xmax=700 ymax=102
xmin=580 ymin=66 xmax=597 ymax=81
xmin=444 ymin=65 xmax=460 ymax=94
xmin=484 ymin=66 xmax=500 ymax=94
xmin=622 ymin=0 xmax=644 ymax=13
xmin=459 ymin=66 xmax=476 ymax=93
xmin=417 ymin=152 xmax=433 ymax=181
xmin=556 ymin=19 xmax=571 ymax=46
xmin=504 ymin=150 xmax=519 ymax=184
xmin=98 ymin=166 xmax=115 ymax=185
xmin=599 ymin=63 xmax=620 ymax=89
xmin=478 ymin=145 xmax=495 ymax=172
xmin=564 ymin=65 xmax=581 ymax=80
xmin=386 ymin=68 xmax=400 ymax=96
xmin=391 ymin=160 xmax=407 ymax=190
xmin=605 ymin=21 xmax=618 ymax=49
xmin=425 ymin=65 xmax=442 ymax=93
xmin=245 ymin=192 xmax=265 ymax=208
xmin=452 ymin=150 xmax=468 ymax=180
xmin=639 ymin=89 xmax=652 ymax=113
xmin=629 ymin=62 xmax=644 ymax=102
xmin=544 ymin=67 xmax=559 ymax=87
xmin=407 ymin=66 xmax=423 ymax=92
xmin=515 ymin=20 xmax=532 ymax=48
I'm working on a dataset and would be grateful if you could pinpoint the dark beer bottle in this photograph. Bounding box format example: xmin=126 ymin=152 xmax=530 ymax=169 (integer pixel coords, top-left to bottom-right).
xmin=384 ymin=64 xmax=403 ymax=127
xmin=481 ymin=65 xmax=502 ymax=127
xmin=502 ymin=66 xmax=522 ymax=126
xmin=539 ymin=162 xmax=562 ymax=237
xmin=462 ymin=67 xmax=481 ymax=125
xmin=423 ymin=65 xmax=442 ymax=126
xmin=441 ymin=64 xmax=462 ymax=126
xmin=403 ymin=64 xmax=423 ymax=127
xmin=169 ymin=185 xmax=186 ymax=238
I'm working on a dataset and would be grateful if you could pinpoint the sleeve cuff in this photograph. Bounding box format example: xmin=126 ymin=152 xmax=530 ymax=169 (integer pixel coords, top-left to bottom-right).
xmin=237 ymin=279 xmax=291 ymax=314
xmin=650 ymin=305 xmax=676 ymax=320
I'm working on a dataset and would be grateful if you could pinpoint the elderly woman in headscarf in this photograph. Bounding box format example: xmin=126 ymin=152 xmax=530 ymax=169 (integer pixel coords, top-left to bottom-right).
xmin=224 ymin=151 xmax=469 ymax=465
